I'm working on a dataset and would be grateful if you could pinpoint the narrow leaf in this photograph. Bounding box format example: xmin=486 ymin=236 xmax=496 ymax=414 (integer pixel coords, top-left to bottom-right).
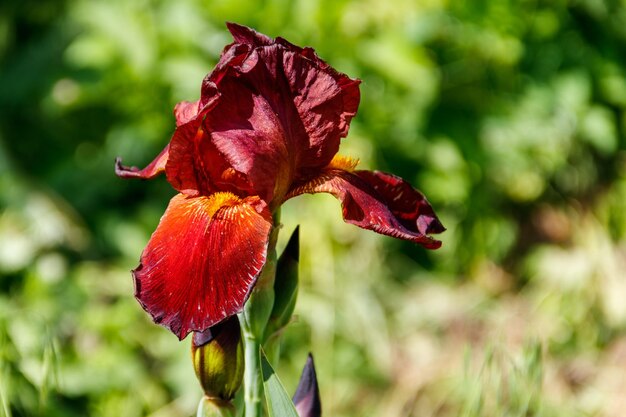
xmin=260 ymin=349 xmax=300 ymax=417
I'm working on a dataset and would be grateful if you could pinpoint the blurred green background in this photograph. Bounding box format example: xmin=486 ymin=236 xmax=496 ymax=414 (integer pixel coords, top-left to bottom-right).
xmin=2 ymin=0 xmax=626 ymax=416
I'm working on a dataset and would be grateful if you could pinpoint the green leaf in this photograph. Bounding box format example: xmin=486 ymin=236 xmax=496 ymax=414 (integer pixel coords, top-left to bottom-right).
xmin=260 ymin=349 xmax=300 ymax=417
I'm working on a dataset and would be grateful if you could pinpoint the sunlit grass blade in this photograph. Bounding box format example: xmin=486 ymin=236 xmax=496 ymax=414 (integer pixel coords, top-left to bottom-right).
xmin=0 ymin=369 xmax=11 ymax=417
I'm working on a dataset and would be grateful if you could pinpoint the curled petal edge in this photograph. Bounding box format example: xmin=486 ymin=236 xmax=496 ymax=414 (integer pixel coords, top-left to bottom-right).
xmin=115 ymin=144 xmax=169 ymax=180
xmin=116 ymin=90 xmax=221 ymax=182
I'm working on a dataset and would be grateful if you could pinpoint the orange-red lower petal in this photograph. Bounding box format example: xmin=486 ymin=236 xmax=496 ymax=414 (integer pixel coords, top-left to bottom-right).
xmin=133 ymin=193 xmax=272 ymax=340
xmin=287 ymin=169 xmax=444 ymax=249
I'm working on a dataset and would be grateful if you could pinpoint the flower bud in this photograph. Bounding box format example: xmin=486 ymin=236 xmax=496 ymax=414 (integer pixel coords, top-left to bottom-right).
xmin=265 ymin=226 xmax=299 ymax=340
xmin=241 ymin=251 xmax=276 ymax=339
xmin=293 ymin=354 xmax=321 ymax=417
xmin=191 ymin=316 xmax=244 ymax=400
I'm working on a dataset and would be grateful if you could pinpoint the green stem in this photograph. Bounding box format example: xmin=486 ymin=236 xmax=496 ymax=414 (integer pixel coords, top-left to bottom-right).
xmin=240 ymin=210 xmax=281 ymax=417
xmin=242 ymin=332 xmax=262 ymax=417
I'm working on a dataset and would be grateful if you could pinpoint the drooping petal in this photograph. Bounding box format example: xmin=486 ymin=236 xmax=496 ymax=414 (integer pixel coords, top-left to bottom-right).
xmin=199 ymin=24 xmax=360 ymax=204
xmin=287 ymin=169 xmax=444 ymax=249
xmin=115 ymin=93 xmax=210 ymax=183
xmin=133 ymin=193 xmax=272 ymax=340
xmin=115 ymin=144 xmax=169 ymax=180
xmin=357 ymin=170 xmax=446 ymax=235
xmin=293 ymin=354 xmax=321 ymax=417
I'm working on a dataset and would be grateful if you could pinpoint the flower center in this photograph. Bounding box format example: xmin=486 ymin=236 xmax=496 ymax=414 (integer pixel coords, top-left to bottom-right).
xmin=200 ymin=192 xmax=242 ymax=219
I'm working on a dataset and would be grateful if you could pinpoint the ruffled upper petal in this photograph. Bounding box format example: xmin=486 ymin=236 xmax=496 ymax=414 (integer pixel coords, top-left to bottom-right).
xmin=199 ymin=24 xmax=360 ymax=204
xmin=133 ymin=192 xmax=272 ymax=340
xmin=117 ymin=24 xmax=360 ymax=205
xmin=287 ymin=169 xmax=444 ymax=249
xmin=163 ymin=87 xmax=254 ymax=197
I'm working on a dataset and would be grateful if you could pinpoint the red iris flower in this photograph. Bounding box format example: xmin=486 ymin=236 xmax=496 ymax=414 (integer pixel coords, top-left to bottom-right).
xmin=116 ymin=23 xmax=444 ymax=340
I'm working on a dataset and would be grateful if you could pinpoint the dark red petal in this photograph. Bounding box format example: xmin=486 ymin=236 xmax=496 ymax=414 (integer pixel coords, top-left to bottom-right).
xmin=203 ymin=52 xmax=247 ymax=102
xmin=201 ymin=26 xmax=360 ymax=204
xmin=226 ymin=22 xmax=273 ymax=46
xmin=277 ymin=41 xmax=360 ymax=140
xmin=174 ymin=100 xmax=201 ymax=127
xmin=357 ymin=170 xmax=446 ymax=235
xmin=293 ymin=354 xmax=321 ymax=417
xmin=165 ymin=91 xmax=254 ymax=197
xmin=204 ymin=51 xmax=292 ymax=203
xmin=283 ymin=48 xmax=360 ymax=164
xmin=287 ymin=169 xmax=444 ymax=249
xmin=115 ymin=144 xmax=169 ymax=180
xmin=165 ymin=120 xmax=205 ymax=195
xmin=133 ymin=193 xmax=272 ymax=340
xmin=165 ymin=115 xmax=253 ymax=197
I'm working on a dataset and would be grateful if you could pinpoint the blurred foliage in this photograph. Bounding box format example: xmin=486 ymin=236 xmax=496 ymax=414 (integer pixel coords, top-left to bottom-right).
xmin=1 ymin=0 xmax=626 ymax=416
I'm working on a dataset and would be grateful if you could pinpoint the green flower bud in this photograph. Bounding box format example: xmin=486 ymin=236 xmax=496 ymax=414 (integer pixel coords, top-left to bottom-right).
xmin=191 ymin=316 xmax=244 ymax=400
xmin=241 ymin=224 xmax=280 ymax=339
xmin=242 ymin=252 xmax=276 ymax=339
xmin=265 ymin=226 xmax=299 ymax=341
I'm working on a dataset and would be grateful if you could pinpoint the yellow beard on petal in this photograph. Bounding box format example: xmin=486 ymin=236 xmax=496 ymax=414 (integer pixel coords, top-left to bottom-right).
xmin=326 ymin=155 xmax=360 ymax=172
xmin=195 ymin=192 xmax=242 ymax=219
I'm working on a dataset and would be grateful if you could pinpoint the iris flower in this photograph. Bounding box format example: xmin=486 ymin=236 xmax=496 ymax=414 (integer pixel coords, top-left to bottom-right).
xmin=116 ymin=23 xmax=444 ymax=340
